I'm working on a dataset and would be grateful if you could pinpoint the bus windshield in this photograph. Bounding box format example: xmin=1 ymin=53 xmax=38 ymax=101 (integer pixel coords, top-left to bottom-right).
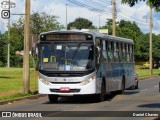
xmin=39 ymin=43 xmax=94 ymax=71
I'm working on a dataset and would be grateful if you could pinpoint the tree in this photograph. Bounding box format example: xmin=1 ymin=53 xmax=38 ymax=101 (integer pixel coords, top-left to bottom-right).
xmin=101 ymin=19 xmax=144 ymax=61
xmin=135 ymin=33 xmax=150 ymax=61
xmin=10 ymin=27 xmax=24 ymax=67
xmin=116 ymin=20 xmax=143 ymax=60
xmin=101 ymin=19 xmax=119 ymax=35
xmin=152 ymin=34 xmax=160 ymax=64
xmin=101 ymin=19 xmax=113 ymax=35
xmin=13 ymin=12 xmax=64 ymax=35
xmin=121 ymin=0 xmax=160 ymax=12
xmin=30 ymin=12 xmax=64 ymax=34
xmin=101 ymin=19 xmax=142 ymax=40
xmin=2 ymin=12 xmax=64 ymax=67
xmin=67 ymin=17 xmax=96 ymax=30
xmin=0 ymin=32 xmax=5 ymax=67
xmin=117 ymin=20 xmax=142 ymax=40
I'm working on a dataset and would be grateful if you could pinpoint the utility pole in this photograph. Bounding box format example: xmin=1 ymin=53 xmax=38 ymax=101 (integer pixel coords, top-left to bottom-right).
xmin=66 ymin=4 xmax=68 ymax=30
xmin=112 ymin=0 xmax=116 ymax=36
xmin=149 ymin=6 xmax=152 ymax=76
xmin=7 ymin=17 xmax=10 ymax=68
xmin=7 ymin=0 xmax=10 ymax=67
xmin=23 ymin=0 xmax=30 ymax=93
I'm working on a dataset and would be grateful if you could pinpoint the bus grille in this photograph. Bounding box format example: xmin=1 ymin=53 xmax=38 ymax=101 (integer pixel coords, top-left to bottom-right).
xmin=50 ymin=89 xmax=80 ymax=93
xmin=50 ymin=82 xmax=81 ymax=84
xmin=45 ymin=73 xmax=85 ymax=77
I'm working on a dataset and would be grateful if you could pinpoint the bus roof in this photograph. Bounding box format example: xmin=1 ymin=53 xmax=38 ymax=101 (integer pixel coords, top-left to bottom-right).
xmin=40 ymin=30 xmax=133 ymax=44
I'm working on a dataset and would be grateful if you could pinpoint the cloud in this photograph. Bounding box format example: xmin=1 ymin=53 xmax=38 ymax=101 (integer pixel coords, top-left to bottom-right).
xmin=117 ymin=1 xmax=150 ymax=32
xmin=0 ymin=0 xmax=159 ymax=34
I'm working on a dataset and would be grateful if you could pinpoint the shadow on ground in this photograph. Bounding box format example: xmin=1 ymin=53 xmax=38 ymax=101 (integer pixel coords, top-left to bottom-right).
xmin=138 ymin=103 xmax=160 ymax=108
xmin=0 ymin=76 xmax=14 ymax=79
xmin=43 ymin=90 xmax=139 ymax=104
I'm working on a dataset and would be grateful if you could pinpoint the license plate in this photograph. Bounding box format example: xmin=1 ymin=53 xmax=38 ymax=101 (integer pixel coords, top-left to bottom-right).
xmin=60 ymin=87 xmax=70 ymax=91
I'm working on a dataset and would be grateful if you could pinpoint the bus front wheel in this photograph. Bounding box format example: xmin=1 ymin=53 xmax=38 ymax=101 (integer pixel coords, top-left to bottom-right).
xmin=97 ymin=81 xmax=106 ymax=102
xmin=48 ymin=95 xmax=58 ymax=103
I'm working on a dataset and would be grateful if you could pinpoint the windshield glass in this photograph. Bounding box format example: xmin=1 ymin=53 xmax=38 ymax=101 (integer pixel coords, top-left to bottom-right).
xmin=39 ymin=43 xmax=94 ymax=71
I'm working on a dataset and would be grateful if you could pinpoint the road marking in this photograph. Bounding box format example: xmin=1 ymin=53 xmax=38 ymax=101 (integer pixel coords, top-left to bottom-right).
xmin=154 ymin=85 xmax=159 ymax=88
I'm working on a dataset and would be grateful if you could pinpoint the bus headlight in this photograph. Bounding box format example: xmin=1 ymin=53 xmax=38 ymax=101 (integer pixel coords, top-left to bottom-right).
xmin=39 ymin=76 xmax=49 ymax=85
xmin=81 ymin=76 xmax=95 ymax=85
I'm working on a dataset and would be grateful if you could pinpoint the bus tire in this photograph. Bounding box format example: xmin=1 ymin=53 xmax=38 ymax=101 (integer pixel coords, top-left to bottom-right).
xmin=97 ymin=81 xmax=106 ymax=102
xmin=120 ymin=77 xmax=125 ymax=94
xmin=135 ymin=81 xmax=139 ymax=89
xmin=48 ymin=94 xmax=58 ymax=103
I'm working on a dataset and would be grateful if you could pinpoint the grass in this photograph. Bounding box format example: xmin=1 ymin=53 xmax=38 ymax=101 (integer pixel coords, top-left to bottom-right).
xmin=0 ymin=67 xmax=160 ymax=101
xmin=135 ymin=69 xmax=160 ymax=79
xmin=0 ymin=68 xmax=38 ymax=93
xmin=0 ymin=93 xmax=35 ymax=101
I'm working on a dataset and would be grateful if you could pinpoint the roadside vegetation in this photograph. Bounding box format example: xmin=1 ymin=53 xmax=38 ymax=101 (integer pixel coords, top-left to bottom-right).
xmin=0 ymin=11 xmax=160 ymax=101
xmin=0 ymin=68 xmax=38 ymax=94
xmin=136 ymin=69 xmax=160 ymax=79
xmin=0 ymin=93 xmax=35 ymax=101
xmin=0 ymin=67 xmax=160 ymax=102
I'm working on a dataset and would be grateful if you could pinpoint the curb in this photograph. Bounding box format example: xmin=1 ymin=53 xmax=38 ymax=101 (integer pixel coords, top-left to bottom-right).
xmin=0 ymin=94 xmax=46 ymax=106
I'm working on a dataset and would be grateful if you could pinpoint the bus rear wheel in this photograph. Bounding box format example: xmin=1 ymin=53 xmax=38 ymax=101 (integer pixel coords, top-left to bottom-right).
xmin=135 ymin=81 xmax=139 ymax=89
xmin=48 ymin=95 xmax=58 ymax=103
xmin=119 ymin=77 xmax=125 ymax=94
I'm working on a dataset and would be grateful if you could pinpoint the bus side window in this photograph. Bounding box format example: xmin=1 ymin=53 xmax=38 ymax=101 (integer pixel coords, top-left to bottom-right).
xmin=102 ymin=40 xmax=108 ymax=63
xmin=123 ymin=43 xmax=126 ymax=63
xmin=114 ymin=42 xmax=119 ymax=63
xmin=107 ymin=41 xmax=112 ymax=63
xmin=119 ymin=43 xmax=122 ymax=62
xmin=110 ymin=42 xmax=114 ymax=62
xmin=128 ymin=44 xmax=131 ymax=63
xmin=130 ymin=45 xmax=134 ymax=63
xmin=126 ymin=44 xmax=130 ymax=63
xmin=107 ymin=42 xmax=114 ymax=62
xmin=132 ymin=45 xmax=134 ymax=62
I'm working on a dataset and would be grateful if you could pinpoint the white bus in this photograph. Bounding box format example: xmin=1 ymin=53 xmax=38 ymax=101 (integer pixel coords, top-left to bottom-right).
xmin=32 ymin=30 xmax=135 ymax=103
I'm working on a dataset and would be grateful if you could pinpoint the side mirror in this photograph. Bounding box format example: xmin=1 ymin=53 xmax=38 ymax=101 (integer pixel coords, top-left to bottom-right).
xmin=32 ymin=42 xmax=38 ymax=59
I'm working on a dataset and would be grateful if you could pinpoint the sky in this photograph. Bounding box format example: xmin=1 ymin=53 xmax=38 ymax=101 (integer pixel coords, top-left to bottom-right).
xmin=0 ymin=0 xmax=160 ymax=34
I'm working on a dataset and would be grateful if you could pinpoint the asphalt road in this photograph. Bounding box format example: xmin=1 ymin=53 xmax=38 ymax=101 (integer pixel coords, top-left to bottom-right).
xmin=0 ymin=77 xmax=160 ymax=120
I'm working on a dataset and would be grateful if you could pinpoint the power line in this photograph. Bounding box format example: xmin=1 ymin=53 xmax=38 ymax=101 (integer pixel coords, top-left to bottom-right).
xmin=153 ymin=25 xmax=160 ymax=30
xmin=120 ymin=10 xmax=147 ymax=23
xmin=116 ymin=14 xmax=149 ymax=26
xmin=98 ymin=0 xmax=111 ymax=4
xmin=88 ymin=0 xmax=108 ymax=8
xmin=99 ymin=12 xmax=112 ymax=16
xmin=67 ymin=0 xmax=107 ymax=13
xmin=67 ymin=0 xmax=113 ymax=13
xmin=67 ymin=0 xmax=159 ymax=33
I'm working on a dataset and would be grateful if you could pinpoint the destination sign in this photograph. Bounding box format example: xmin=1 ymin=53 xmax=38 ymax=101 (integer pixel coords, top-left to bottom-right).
xmin=40 ymin=33 xmax=93 ymax=41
